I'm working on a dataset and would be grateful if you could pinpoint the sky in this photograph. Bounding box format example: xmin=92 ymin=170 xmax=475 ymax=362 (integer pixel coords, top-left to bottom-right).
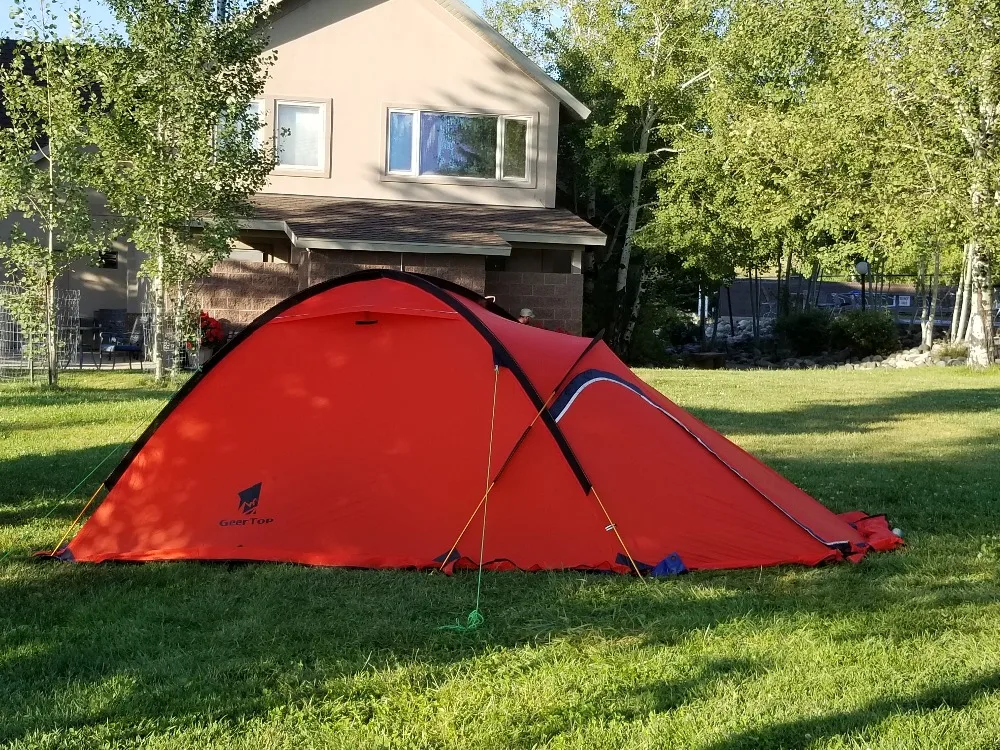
xmin=0 ymin=0 xmax=488 ymax=36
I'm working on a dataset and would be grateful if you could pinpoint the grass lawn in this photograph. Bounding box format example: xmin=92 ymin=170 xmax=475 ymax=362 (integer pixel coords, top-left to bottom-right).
xmin=3 ymin=368 xmax=1000 ymax=749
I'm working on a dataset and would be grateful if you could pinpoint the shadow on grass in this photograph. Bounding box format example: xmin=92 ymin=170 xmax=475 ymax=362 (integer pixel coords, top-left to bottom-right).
xmin=702 ymin=671 xmax=1000 ymax=750
xmin=686 ymin=387 xmax=1000 ymax=437
xmin=0 ymin=443 xmax=133 ymax=526
xmin=0 ymin=555 xmax=997 ymax=746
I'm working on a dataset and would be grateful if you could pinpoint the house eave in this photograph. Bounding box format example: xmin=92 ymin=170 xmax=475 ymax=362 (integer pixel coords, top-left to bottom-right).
xmin=239 ymin=218 xmax=512 ymax=256
xmin=498 ymin=230 xmax=606 ymax=246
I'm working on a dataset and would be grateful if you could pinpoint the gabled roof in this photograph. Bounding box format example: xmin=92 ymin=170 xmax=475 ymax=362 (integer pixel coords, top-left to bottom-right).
xmin=432 ymin=0 xmax=590 ymax=120
xmin=270 ymin=0 xmax=590 ymax=120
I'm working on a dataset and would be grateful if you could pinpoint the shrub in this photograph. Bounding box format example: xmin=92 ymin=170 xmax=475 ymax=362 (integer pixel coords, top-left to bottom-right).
xmin=774 ymin=309 xmax=833 ymax=356
xmin=628 ymin=305 xmax=699 ymax=366
xmin=830 ymin=310 xmax=898 ymax=356
xmin=936 ymin=341 xmax=969 ymax=359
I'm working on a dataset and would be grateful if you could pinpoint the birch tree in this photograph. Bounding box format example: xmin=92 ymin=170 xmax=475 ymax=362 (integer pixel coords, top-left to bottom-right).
xmin=0 ymin=0 xmax=111 ymax=387
xmin=557 ymin=0 xmax=713 ymax=354
xmin=88 ymin=0 xmax=276 ymax=381
xmin=883 ymin=0 xmax=1000 ymax=365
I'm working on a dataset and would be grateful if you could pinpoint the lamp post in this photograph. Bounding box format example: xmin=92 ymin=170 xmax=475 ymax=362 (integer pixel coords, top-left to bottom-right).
xmin=855 ymin=259 xmax=871 ymax=312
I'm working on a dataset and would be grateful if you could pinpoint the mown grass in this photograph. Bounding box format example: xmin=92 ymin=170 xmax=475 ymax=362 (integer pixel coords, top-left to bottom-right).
xmin=2 ymin=368 xmax=1000 ymax=749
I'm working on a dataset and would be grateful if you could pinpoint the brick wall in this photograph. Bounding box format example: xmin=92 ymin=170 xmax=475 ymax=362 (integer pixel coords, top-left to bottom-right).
xmin=193 ymin=252 xmax=490 ymax=333
xmin=191 ymin=260 xmax=298 ymax=328
xmin=485 ymin=271 xmax=583 ymax=334
xmin=307 ymin=250 xmax=486 ymax=293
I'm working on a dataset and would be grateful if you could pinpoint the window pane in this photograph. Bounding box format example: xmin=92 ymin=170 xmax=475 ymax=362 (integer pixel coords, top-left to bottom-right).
xmin=277 ymin=103 xmax=322 ymax=168
xmin=419 ymin=112 xmax=497 ymax=178
xmin=388 ymin=111 xmax=413 ymax=172
xmin=502 ymin=118 xmax=528 ymax=179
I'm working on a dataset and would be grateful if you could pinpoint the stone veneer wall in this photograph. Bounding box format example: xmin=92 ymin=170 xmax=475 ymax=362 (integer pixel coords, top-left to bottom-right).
xmin=190 ymin=260 xmax=299 ymax=327
xmin=485 ymin=271 xmax=584 ymax=334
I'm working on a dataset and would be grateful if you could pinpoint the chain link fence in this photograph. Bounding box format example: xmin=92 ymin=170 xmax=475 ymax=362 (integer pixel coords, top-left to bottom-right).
xmin=0 ymin=285 xmax=80 ymax=381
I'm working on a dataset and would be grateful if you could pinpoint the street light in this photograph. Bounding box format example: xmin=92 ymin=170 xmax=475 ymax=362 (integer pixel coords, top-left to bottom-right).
xmin=855 ymin=259 xmax=871 ymax=311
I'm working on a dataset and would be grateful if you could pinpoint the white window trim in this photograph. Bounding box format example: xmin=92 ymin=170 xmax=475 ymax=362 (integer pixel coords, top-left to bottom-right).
xmin=385 ymin=108 xmax=533 ymax=185
xmin=274 ymin=99 xmax=330 ymax=175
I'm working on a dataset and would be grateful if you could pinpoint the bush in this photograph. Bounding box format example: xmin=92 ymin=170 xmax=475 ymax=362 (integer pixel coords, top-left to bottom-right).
xmin=628 ymin=304 xmax=699 ymax=366
xmin=936 ymin=341 xmax=969 ymax=359
xmin=774 ymin=309 xmax=833 ymax=356
xmin=830 ymin=310 xmax=899 ymax=357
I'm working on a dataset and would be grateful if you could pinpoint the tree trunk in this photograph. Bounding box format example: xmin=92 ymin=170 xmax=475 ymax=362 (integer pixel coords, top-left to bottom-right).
xmin=775 ymin=244 xmax=783 ymax=318
xmin=951 ymin=243 xmax=969 ymax=342
xmin=922 ymin=249 xmax=941 ymax=349
xmin=611 ymin=100 xmax=654 ymax=352
xmin=727 ymin=286 xmax=735 ymax=333
xmin=708 ymin=287 xmax=721 ymax=350
xmin=915 ymin=258 xmax=927 ymax=339
xmin=750 ymin=268 xmax=759 ymax=344
xmin=782 ymin=247 xmax=794 ymax=315
xmin=171 ymin=280 xmax=186 ymax=380
xmin=958 ymin=243 xmax=974 ymax=342
xmin=966 ymin=241 xmax=994 ymax=366
xmin=153 ymin=249 xmax=166 ymax=382
xmin=45 ymin=276 xmax=57 ymax=388
xmin=619 ymin=262 xmax=648 ymax=358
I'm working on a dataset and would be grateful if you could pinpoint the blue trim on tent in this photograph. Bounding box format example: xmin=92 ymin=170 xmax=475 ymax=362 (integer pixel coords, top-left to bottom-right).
xmin=550 ymin=369 xmax=647 ymax=422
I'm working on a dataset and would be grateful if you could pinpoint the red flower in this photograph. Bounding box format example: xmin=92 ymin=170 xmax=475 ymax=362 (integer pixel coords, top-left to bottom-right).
xmin=198 ymin=311 xmax=225 ymax=346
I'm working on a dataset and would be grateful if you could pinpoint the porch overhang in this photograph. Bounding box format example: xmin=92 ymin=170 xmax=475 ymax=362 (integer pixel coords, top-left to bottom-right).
xmin=243 ymin=194 xmax=606 ymax=258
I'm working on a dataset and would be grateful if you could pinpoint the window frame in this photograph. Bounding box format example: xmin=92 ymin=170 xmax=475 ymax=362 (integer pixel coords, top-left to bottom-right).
xmin=272 ymin=98 xmax=332 ymax=177
xmin=383 ymin=106 xmax=535 ymax=187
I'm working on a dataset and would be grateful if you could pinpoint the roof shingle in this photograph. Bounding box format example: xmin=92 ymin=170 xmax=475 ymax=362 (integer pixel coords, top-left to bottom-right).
xmin=251 ymin=194 xmax=606 ymax=249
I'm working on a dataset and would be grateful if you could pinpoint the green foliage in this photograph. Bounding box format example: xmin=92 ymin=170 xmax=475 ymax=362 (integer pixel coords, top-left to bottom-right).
xmin=774 ymin=308 xmax=833 ymax=356
xmin=830 ymin=309 xmax=899 ymax=356
xmin=0 ymin=0 xmax=116 ymax=386
xmin=937 ymin=341 xmax=969 ymax=360
xmin=628 ymin=303 xmax=699 ymax=365
xmin=87 ymin=0 xmax=277 ymax=380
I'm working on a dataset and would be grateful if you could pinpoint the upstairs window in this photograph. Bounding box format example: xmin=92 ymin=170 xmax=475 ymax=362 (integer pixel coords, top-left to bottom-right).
xmin=386 ymin=109 xmax=530 ymax=181
xmin=275 ymin=100 xmax=326 ymax=170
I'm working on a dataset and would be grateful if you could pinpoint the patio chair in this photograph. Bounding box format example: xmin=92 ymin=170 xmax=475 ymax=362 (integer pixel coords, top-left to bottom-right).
xmin=94 ymin=309 xmax=145 ymax=370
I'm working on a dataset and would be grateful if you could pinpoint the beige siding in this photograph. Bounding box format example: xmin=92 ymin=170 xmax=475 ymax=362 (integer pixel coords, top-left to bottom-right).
xmin=261 ymin=0 xmax=560 ymax=207
xmin=0 ymin=196 xmax=141 ymax=319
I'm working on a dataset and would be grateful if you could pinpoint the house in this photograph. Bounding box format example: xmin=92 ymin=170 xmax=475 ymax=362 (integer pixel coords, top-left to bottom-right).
xmin=2 ymin=0 xmax=605 ymax=336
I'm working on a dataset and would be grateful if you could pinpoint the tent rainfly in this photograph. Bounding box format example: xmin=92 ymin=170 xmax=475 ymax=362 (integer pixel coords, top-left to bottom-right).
xmin=46 ymin=270 xmax=903 ymax=573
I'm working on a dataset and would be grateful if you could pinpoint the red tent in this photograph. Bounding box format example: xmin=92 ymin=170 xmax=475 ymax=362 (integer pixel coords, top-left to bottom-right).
xmin=51 ymin=271 xmax=902 ymax=574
